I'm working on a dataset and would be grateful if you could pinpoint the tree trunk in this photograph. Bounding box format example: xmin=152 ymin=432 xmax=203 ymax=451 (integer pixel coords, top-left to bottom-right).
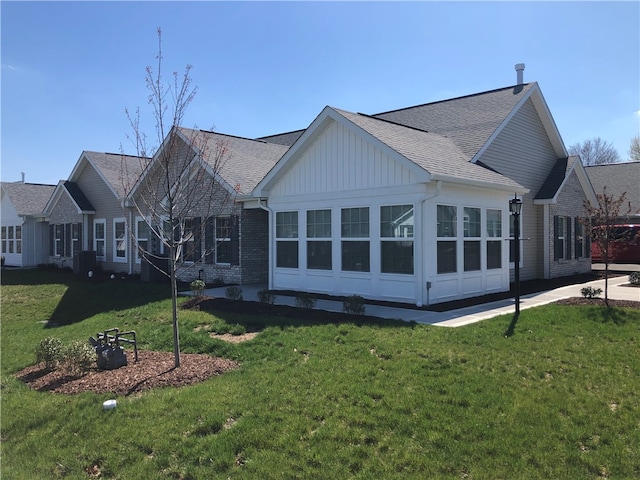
xmin=169 ymin=243 xmax=181 ymax=368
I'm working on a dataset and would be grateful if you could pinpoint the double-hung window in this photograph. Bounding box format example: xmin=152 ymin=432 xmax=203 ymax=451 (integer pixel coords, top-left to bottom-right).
xmin=341 ymin=207 xmax=370 ymax=272
xmin=215 ymin=217 xmax=231 ymax=264
xmin=94 ymin=220 xmax=106 ymax=260
xmin=54 ymin=224 xmax=63 ymax=257
xmin=113 ymin=219 xmax=127 ymax=262
xmin=437 ymin=205 xmax=457 ymax=274
xmin=136 ymin=218 xmax=149 ymax=263
xmin=307 ymin=209 xmax=332 ymax=270
xmin=486 ymin=209 xmax=502 ymax=269
xmin=554 ymin=215 xmax=566 ymax=261
xmin=463 ymin=207 xmax=481 ymax=272
xmin=380 ymin=205 xmax=414 ymax=274
xmin=276 ymin=211 xmax=299 ymax=268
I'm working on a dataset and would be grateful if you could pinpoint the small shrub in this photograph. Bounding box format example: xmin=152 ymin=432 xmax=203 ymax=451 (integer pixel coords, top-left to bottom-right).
xmin=581 ymin=286 xmax=603 ymax=299
xmin=343 ymin=294 xmax=366 ymax=315
xmin=62 ymin=341 xmax=96 ymax=376
xmin=190 ymin=279 xmax=206 ymax=297
xmin=225 ymin=286 xmax=243 ymax=301
xmin=629 ymin=272 xmax=640 ymax=286
xmin=35 ymin=337 xmax=64 ymax=370
xmin=295 ymin=292 xmax=316 ymax=309
xmin=257 ymin=289 xmax=276 ymax=304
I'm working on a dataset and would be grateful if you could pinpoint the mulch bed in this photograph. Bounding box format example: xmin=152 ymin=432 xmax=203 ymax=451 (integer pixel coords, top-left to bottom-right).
xmin=15 ymin=351 xmax=238 ymax=396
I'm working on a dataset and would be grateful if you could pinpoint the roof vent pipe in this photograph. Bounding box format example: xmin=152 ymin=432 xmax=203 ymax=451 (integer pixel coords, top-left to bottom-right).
xmin=515 ymin=63 xmax=525 ymax=85
xmin=21 ymin=172 xmax=25 ymax=183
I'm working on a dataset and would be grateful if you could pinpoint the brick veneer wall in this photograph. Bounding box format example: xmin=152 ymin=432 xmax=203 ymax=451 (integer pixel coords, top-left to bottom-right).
xmin=240 ymin=208 xmax=269 ymax=284
xmin=548 ymin=170 xmax=592 ymax=278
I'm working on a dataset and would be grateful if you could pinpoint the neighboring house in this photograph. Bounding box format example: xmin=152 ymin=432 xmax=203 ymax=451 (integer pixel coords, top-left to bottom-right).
xmin=585 ymin=162 xmax=640 ymax=224
xmin=0 ymin=181 xmax=55 ymax=267
xmin=250 ymin=73 xmax=597 ymax=305
xmin=43 ymin=151 xmax=148 ymax=273
xmin=127 ymin=127 xmax=289 ymax=284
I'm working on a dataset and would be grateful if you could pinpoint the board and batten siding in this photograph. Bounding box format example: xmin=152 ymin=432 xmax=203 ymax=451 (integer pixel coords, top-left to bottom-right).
xmin=270 ymin=120 xmax=418 ymax=197
xmin=478 ymin=98 xmax=559 ymax=281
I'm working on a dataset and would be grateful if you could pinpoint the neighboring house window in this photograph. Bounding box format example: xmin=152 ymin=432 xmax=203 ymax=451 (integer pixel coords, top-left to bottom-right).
xmin=574 ymin=218 xmax=585 ymax=259
xmin=54 ymin=225 xmax=63 ymax=257
xmin=1 ymin=226 xmax=6 ymax=253
xmin=15 ymin=226 xmax=21 ymax=254
xmin=215 ymin=217 xmax=231 ymax=264
xmin=486 ymin=209 xmax=502 ymax=269
xmin=437 ymin=205 xmax=457 ymax=274
xmin=94 ymin=220 xmax=106 ymax=261
xmin=341 ymin=207 xmax=370 ymax=272
xmin=136 ymin=217 xmax=149 ymax=263
xmin=463 ymin=207 xmax=481 ymax=272
xmin=307 ymin=209 xmax=332 ymax=270
xmin=113 ymin=219 xmax=127 ymax=262
xmin=380 ymin=205 xmax=414 ymax=274
xmin=181 ymin=217 xmax=201 ymax=263
xmin=7 ymin=226 xmax=14 ymax=254
xmin=71 ymin=223 xmax=80 ymax=256
xmin=276 ymin=211 xmax=299 ymax=268
xmin=554 ymin=215 xmax=566 ymax=261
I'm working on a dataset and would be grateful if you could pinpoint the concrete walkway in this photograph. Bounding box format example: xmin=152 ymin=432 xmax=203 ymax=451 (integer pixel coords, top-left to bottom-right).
xmin=198 ymin=274 xmax=638 ymax=328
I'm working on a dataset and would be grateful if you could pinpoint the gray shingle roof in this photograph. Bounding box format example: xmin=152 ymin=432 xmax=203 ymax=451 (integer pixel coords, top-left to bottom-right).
xmin=257 ymin=129 xmax=305 ymax=147
xmin=333 ymin=108 xmax=524 ymax=190
xmin=179 ymin=128 xmax=290 ymax=194
xmin=373 ymin=83 xmax=536 ymax=160
xmin=1 ymin=182 xmax=55 ymax=217
xmin=585 ymin=162 xmax=640 ymax=214
xmin=534 ymin=156 xmax=579 ymax=200
xmin=82 ymin=151 xmax=149 ymax=199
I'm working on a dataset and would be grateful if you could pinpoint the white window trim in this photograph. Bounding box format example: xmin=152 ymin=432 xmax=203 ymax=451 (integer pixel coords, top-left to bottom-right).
xmin=215 ymin=216 xmax=231 ymax=265
xmin=135 ymin=216 xmax=149 ymax=264
xmin=113 ymin=218 xmax=127 ymax=263
xmin=94 ymin=219 xmax=106 ymax=261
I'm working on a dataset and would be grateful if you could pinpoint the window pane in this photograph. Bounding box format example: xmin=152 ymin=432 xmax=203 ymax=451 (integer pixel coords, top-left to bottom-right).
xmin=464 ymin=207 xmax=481 ymax=237
xmin=137 ymin=220 xmax=149 ymax=239
xmin=341 ymin=207 xmax=369 ymax=238
xmin=115 ymin=222 xmax=126 ymax=258
xmin=276 ymin=211 xmax=298 ymax=238
xmin=437 ymin=241 xmax=456 ymax=274
xmin=216 ymin=241 xmax=231 ymax=264
xmin=381 ymin=205 xmax=414 ymax=238
xmin=487 ymin=241 xmax=502 ymax=269
xmin=437 ymin=205 xmax=457 ymax=237
xmin=464 ymin=240 xmax=481 ymax=271
xmin=95 ymin=223 xmax=105 ymax=239
xmin=486 ymin=209 xmax=502 ymax=237
xmin=307 ymin=209 xmax=331 ymax=238
xmin=15 ymin=226 xmax=21 ymax=240
xmin=307 ymin=241 xmax=332 ymax=270
xmin=276 ymin=241 xmax=298 ymax=268
xmin=381 ymin=240 xmax=414 ymax=274
xmin=341 ymin=240 xmax=370 ymax=271
xmin=1 ymin=227 xmax=5 ymax=239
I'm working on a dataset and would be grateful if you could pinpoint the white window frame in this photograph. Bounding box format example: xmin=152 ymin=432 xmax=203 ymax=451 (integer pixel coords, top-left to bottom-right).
xmin=135 ymin=216 xmax=149 ymax=264
xmin=94 ymin=219 xmax=106 ymax=261
xmin=53 ymin=224 xmax=63 ymax=257
xmin=113 ymin=218 xmax=127 ymax=263
xmin=215 ymin=216 xmax=232 ymax=265
xmin=486 ymin=209 xmax=502 ymax=270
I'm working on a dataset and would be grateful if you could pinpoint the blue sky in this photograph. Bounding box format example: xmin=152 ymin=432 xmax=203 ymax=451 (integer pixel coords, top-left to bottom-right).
xmin=2 ymin=1 xmax=639 ymax=185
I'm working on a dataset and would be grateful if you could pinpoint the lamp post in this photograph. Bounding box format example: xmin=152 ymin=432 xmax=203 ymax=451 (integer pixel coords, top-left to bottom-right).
xmin=509 ymin=195 xmax=523 ymax=315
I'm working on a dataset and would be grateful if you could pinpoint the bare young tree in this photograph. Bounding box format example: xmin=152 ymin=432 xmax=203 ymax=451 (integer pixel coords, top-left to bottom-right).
xmin=582 ymin=187 xmax=632 ymax=306
xmin=569 ymin=137 xmax=621 ymax=166
xmin=629 ymin=134 xmax=640 ymax=163
xmin=121 ymin=28 xmax=232 ymax=367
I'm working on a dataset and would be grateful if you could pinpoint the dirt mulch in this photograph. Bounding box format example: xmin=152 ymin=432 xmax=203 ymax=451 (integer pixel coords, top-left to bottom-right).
xmin=15 ymin=350 xmax=239 ymax=396
xmin=556 ymin=297 xmax=640 ymax=308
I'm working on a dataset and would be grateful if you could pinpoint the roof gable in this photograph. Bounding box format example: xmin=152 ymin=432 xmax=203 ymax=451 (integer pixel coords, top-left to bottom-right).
xmin=69 ymin=151 xmax=148 ymax=200
xmin=176 ymin=127 xmax=290 ymax=195
xmin=254 ymin=106 xmax=525 ymax=196
xmin=534 ymin=156 xmax=597 ymax=206
xmin=1 ymin=182 xmax=55 ymax=217
xmin=43 ymin=180 xmax=96 ymax=216
xmin=373 ymin=83 xmax=566 ymax=162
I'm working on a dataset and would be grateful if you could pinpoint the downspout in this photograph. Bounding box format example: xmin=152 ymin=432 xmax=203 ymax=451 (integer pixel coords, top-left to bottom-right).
xmin=258 ymin=199 xmax=274 ymax=289
xmin=129 ymin=209 xmax=134 ymax=275
xmin=543 ymin=204 xmax=550 ymax=279
xmin=417 ymin=180 xmax=442 ymax=307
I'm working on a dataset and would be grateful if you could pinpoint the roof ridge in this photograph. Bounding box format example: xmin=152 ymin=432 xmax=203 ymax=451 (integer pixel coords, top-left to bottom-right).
xmin=186 ymin=128 xmax=284 ymax=145
xmin=372 ymin=83 xmax=533 ymax=116
xmin=353 ymin=110 xmax=437 ymax=136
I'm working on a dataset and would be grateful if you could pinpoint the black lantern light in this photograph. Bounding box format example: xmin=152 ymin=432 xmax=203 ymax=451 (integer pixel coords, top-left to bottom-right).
xmin=509 ymin=195 xmax=523 ymax=314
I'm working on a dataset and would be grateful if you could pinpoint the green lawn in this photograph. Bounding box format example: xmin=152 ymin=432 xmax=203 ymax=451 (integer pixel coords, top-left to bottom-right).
xmin=1 ymin=268 xmax=639 ymax=479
